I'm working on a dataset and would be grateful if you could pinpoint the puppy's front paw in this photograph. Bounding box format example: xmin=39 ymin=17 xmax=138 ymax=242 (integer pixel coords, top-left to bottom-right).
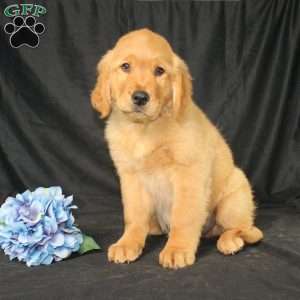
xmin=159 ymin=246 xmax=195 ymax=269
xmin=108 ymin=242 xmax=143 ymax=264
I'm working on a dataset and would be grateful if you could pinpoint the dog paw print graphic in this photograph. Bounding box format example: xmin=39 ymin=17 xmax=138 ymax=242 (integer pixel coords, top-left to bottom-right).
xmin=4 ymin=16 xmax=45 ymax=48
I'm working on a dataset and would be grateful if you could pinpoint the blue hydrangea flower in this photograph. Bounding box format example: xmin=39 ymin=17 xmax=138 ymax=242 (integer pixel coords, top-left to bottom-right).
xmin=0 ymin=187 xmax=83 ymax=266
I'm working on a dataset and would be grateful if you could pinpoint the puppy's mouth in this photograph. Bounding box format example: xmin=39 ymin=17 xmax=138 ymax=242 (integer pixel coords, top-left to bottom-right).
xmin=121 ymin=107 xmax=159 ymax=122
xmin=122 ymin=107 xmax=150 ymax=117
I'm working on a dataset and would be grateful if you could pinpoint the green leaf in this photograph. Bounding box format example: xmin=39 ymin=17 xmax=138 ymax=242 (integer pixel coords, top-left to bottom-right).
xmin=79 ymin=234 xmax=101 ymax=255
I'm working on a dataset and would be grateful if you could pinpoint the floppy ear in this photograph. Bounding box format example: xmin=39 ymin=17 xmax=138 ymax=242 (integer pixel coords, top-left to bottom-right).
xmin=91 ymin=50 xmax=113 ymax=118
xmin=172 ymin=54 xmax=193 ymax=119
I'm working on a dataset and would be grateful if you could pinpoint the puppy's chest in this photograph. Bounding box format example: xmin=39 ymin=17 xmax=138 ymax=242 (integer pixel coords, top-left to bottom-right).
xmin=109 ymin=132 xmax=174 ymax=232
xmin=121 ymin=142 xmax=174 ymax=232
xmin=140 ymin=171 xmax=173 ymax=233
xmin=107 ymin=123 xmax=177 ymax=230
xmin=111 ymin=133 xmax=174 ymax=172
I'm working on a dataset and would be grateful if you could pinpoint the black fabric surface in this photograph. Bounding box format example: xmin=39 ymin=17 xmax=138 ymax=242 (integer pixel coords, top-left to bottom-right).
xmin=0 ymin=0 xmax=300 ymax=299
xmin=1 ymin=201 xmax=300 ymax=300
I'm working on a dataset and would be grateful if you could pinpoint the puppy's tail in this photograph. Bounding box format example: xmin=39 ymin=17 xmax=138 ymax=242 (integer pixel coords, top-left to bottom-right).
xmin=240 ymin=226 xmax=263 ymax=244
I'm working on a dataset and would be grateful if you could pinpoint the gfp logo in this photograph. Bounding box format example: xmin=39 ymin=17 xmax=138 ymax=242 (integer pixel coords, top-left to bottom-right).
xmin=3 ymin=4 xmax=47 ymax=48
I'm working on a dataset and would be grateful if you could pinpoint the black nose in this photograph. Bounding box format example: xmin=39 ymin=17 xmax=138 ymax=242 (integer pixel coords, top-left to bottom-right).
xmin=132 ymin=90 xmax=149 ymax=106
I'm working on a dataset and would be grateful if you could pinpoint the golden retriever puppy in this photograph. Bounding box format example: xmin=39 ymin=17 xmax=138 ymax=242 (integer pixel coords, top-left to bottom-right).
xmin=91 ymin=28 xmax=263 ymax=269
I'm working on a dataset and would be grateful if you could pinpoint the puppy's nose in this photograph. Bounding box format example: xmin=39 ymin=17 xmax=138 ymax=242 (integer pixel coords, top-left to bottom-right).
xmin=132 ymin=90 xmax=149 ymax=106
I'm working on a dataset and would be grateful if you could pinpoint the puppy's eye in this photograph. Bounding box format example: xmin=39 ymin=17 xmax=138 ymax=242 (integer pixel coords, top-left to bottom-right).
xmin=154 ymin=66 xmax=165 ymax=76
xmin=120 ymin=63 xmax=130 ymax=72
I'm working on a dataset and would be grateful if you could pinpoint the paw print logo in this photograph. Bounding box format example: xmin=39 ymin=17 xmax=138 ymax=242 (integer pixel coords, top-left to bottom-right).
xmin=4 ymin=16 xmax=45 ymax=48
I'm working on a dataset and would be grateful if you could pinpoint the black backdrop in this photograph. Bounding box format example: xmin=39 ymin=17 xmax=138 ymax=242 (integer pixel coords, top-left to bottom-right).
xmin=1 ymin=0 xmax=300 ymax=206
xmin=1 ymin=1 xmax=300 ymax=299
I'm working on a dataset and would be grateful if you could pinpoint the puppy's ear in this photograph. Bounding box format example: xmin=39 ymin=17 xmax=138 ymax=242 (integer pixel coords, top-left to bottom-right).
xmin=91 ymin=50 xmax=113 ymax=118
xmin=172 ymin=54 xmax=193 ymax=119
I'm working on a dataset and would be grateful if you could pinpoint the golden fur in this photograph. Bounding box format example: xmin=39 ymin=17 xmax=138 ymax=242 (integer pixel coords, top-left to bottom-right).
xmin=91 ymin=28 xmax=263 ymax=269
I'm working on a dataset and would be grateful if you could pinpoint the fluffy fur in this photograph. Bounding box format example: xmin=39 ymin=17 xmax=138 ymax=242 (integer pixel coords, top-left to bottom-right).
xmin=91 ymin=28 xmax=263 ymax=269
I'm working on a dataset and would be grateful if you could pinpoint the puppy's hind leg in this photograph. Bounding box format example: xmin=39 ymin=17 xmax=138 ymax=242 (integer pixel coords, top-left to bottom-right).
xmin=215 ymin=168 xmax=263 ymax=255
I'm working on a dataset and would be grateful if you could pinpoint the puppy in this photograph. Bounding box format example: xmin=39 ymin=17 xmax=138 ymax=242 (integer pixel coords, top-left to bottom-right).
xmin=91 ymin=28 xmax=263 ymax=269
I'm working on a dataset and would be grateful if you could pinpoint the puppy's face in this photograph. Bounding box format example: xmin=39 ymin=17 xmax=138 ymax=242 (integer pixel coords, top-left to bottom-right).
xmin=109 ymin=36 xmax=173 ymax=122
xmin=91 ymin=29 xmax=192 ymax=122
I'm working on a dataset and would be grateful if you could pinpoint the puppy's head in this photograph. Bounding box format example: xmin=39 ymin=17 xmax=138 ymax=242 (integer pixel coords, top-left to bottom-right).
xmin=91 ymin=29 xmax=192 ymax=122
